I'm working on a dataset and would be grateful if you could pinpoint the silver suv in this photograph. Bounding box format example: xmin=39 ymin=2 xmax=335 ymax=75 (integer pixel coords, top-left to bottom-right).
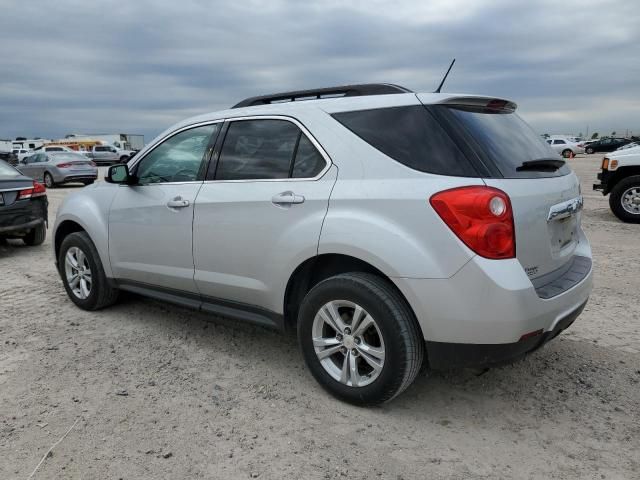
xmin=53 ymin=84 xmax=593 ymax=404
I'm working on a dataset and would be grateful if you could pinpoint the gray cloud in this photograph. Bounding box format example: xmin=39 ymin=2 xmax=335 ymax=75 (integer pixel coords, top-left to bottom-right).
xmin=0 ymin=0 xmax=638 ymax=143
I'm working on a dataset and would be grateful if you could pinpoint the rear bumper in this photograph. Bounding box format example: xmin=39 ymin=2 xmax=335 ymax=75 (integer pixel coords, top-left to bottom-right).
xmin=392 ymin=233 xmax=593 ymax=367
xmin=593 ymin=169 xmax=612 ymax=195
xmin=0 ymin=197 xmax=48 ymax=234
xmin=425 ymin=300 xmax=586 ymax=369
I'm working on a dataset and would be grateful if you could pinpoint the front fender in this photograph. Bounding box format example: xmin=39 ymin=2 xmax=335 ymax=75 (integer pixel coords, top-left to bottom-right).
xmin=53 ymin=184 xmax=117 ymax=277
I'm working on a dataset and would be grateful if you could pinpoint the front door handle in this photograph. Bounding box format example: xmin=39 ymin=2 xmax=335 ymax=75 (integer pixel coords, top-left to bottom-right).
xmin=167 ymin=196 xmax=190 ymax=209
xmin=272 ymin=191 xmax=305 ymax=206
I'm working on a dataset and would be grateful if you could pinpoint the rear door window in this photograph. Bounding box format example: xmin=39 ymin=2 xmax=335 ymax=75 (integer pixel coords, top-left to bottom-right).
xmin=214 ymin=119 xmax=327 ymax=180
xmin=332 ymin=106 xmax=477 ymax=177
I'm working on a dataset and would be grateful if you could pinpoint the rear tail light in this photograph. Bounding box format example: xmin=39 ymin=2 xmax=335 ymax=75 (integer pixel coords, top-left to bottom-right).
xmin=430 ymin=186 xmax=515 ymax=259
xmin=56 ymin=162 xmax=72 ymax=168
xmin=17 ymin=181 xmax=47 ymax=200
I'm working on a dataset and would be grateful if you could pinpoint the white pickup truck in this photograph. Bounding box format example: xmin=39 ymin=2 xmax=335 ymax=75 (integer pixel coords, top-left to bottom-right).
xmin=83 ymin=145 xmax=136 ymax=165
xmin=593 ymin=145 xmax=640 ymax=223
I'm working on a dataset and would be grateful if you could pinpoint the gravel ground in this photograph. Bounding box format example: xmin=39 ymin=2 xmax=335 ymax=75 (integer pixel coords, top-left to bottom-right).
xmin=1 ymin=155 xmax=639 ymax=479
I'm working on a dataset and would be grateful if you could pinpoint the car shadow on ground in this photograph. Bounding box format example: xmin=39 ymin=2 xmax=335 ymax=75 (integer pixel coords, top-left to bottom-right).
xmin=104 ymin=293 xmax=638 ymax=423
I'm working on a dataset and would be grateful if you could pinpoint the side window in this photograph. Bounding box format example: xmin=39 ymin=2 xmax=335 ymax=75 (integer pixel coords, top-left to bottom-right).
xmin=215 ymin=120 xmax=300 ymax=180
xmin=553 ymin=139 xmax=565 ymax=145
xmin=136 ymin=124 xmax=219 ymax=185
xmin=292 ymin=134 xmax=326 ymax=178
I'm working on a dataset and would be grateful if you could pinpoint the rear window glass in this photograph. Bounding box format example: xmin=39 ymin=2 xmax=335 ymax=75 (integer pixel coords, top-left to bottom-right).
xmin=439 ymin=106 xmax=570 ymax=178
xmin=332 ymin=106 xmax=477 ymax=177
xmin=0 ymin=160 xmax=20 ymax=177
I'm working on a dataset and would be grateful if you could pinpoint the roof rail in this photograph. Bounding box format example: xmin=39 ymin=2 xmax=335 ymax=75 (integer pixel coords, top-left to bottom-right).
xmin=231 ymin=83 xmax=412 ymax=109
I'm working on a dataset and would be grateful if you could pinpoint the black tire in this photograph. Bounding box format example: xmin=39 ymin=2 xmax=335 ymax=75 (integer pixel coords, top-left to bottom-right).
xmin=44 ymin=172 xmax=54 ymax=188
xmin=22 ymin=223 xmax=46 ymax=246
xmin=609 ymin=175 xmax=640 ymax=223
xmin=561 ymin=149 xmax=572 ymax=158
xmin=586 ymin=147 xmax=594 ymax=154
xmin=58 ymin=231 xmax=119 ymax=310
xmin=119 ymin=156 xmax=129 ymax=163
xmin=297 ymin=272 xmax=424 ymax=405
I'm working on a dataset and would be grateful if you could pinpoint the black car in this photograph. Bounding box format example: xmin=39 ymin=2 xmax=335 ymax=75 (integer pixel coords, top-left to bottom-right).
xmin=0 ymin=159 xmax=48 ymax=245
xmin=584 ymin=137 xmax=631 ymax=154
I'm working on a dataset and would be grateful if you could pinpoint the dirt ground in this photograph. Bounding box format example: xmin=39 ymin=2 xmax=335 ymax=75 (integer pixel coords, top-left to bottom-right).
xmin=1 ymin=154 xmax=639 ymax=479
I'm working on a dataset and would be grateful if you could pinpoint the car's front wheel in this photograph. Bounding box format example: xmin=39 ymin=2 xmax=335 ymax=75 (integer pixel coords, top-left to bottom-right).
xmin=298 ymin=272 xmax=424 ymax=405
xmin=586 ymin=147 xmax=595 ymax=154
xmin=561 ymin=149 xmax=573 ymax=158
xmin=58 ymin=232 xmax=119 ymax=310
xmin=609 ymin=175 xmax=640 ymax=223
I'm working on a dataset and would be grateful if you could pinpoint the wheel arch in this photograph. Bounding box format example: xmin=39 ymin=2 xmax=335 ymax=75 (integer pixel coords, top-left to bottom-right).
xmin=607 ymin=166 xmax=640 ymax=194
xmin=283 ymin=253 xmax=422 ymax=336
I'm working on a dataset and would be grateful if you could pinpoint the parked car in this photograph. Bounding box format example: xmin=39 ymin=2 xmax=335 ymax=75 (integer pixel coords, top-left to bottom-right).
xmin=34 ymin=145 xmax=79 ymax=154
xmin=53 ymin=83 xmax=592 ymax=405
xmin=615 ymin=142 xmax=638 ymax=151
xmin=584 ymin=137 xmax=631 ymax=154
xmin=0 ymin=159 xmax=48 ymax=245
xmin=19 ymin=152 xmax=97 ymax=188
xmin=12 ymin=148 xmax=32 ymax=161
xmin=546 ymin=136 xmax=584 ymax=157
xmin=0 ymin=151 xmax=19 ymax=166
xmin=593 ymin=145 xmax=640 ymax=222
xmin=83 ymin=145 xmax=136 ymax=165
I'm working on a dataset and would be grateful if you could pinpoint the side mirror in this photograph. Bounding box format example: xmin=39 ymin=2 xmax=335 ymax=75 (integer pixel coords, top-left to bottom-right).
xmin=106 ymin=164 xmax=135 ymax=184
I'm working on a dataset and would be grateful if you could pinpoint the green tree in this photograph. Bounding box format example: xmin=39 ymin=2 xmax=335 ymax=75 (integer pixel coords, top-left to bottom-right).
xmin=591 ymin=132 xmax=599 ymax=139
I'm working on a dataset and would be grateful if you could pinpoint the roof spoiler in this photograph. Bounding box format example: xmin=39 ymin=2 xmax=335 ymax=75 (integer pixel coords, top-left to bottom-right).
xmin=231 ymin=83 xmax=412 ymax=109
xmin=437 ymin=96 xmax=517 ymax=112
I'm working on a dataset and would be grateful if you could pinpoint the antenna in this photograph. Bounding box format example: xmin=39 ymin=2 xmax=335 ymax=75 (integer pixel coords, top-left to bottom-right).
xmin=435 ymin=58 xmax=456 ymax=93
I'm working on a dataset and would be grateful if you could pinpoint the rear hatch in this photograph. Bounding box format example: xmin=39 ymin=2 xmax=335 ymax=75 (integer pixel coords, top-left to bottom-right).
xmin=54 ymin=154 xmax=95 ymax=171
xmin=420 ymin=95 xmax=582 ymax=280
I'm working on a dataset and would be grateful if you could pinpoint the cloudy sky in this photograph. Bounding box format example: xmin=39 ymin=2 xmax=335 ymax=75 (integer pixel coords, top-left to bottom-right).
xmin=1 ymin=0 xmax=638 ymax=143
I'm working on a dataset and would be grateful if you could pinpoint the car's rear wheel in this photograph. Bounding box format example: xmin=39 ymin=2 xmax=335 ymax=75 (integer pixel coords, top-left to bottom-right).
xmin=297 ymin=272 xmax=423 ymax=405
xmin=586 ymin=147 xmax=595 ymax=154
xmin=561 ymin=149 xmax=572 ymax=158
xmin=44 ymin=172 xmax=54 ymax=188
xmin=22 ymin=223 xmax=46 ymax=246
xmin=119 ymin=156 xmax=129 ymax=163
xmin=58 ymin=232 xmax=119 ymax=310
xmin=609 ymin=175 xmax=640 ymax=223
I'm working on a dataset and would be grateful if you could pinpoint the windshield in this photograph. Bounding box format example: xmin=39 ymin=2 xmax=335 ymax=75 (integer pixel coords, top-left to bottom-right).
xmin=437 ymin=106 xmax=571 ymax=178
xmin=0 ymin=160 xmax=20 ymax=177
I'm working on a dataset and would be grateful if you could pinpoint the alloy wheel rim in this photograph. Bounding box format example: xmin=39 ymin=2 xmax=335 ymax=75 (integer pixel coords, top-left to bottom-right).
xmin=45 ymin=174 xmax=52 ymax=187
xmin=312 ymin=300 xmax=385 ymax=388
xmin=64 ymin=246 xmax=92 ymax=299
xmin=621 ymin=187 xmax=640 ymax=215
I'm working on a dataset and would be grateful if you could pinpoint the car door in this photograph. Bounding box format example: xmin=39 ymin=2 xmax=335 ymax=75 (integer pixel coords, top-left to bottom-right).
xmin=192 ymin=117 xmax=337 ymax=315
xmin=108 ymin=122 xmax=221 ymax=293
xmin=19 ymin=154 xmax=43 ymax=180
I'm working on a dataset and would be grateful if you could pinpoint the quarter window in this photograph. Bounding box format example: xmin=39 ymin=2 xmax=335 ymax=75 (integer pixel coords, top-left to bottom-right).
xmin=292 ymin=135 xmax=326 ymax=178
xmin=136 ymin=124 xmax=219 ymax=184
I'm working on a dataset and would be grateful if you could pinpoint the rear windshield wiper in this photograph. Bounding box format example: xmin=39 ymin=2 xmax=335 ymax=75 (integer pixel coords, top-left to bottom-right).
xmin=516 ymin=158 xmax=566 ymax=172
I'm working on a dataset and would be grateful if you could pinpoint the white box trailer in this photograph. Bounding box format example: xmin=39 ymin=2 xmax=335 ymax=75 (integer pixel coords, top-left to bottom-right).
xmin=65 ymin=133 xmax=144 ymax=151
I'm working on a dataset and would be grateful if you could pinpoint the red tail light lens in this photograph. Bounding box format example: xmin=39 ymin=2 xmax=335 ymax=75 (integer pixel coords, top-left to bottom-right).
xmin=17 ymin=181 xmax=47 ymax=200
xmin=56 ymin=162 xmax=72 ymax=168
xmin=430 ymin=186 xmax=515 ymax=259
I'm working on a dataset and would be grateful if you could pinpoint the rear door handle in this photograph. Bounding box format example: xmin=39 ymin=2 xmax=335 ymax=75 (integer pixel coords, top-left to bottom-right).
xmin=272 ymin=191 xmax=305 ymax=206
xmin=167 ymin=196 xmax=190 ymax=209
